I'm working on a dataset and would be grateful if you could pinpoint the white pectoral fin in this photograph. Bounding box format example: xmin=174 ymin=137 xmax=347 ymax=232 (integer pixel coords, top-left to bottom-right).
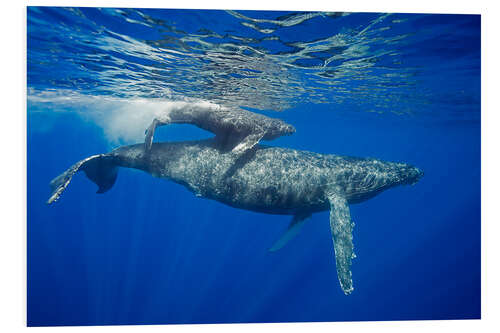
xmin=269 ymin=213 xmax=312 ymax=252
xmin=144 ymin=118 xmax=159 ymax=151
xmin=328 ymin=193 xmax=355 ymax=295
xmin=231 ymin=132 xmax=265 ymax=154
xmin=145 ymin=118 xmax=171 ymax=151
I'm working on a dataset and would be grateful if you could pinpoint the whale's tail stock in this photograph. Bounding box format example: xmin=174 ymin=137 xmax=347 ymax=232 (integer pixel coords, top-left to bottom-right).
xmin=47 ymin=154 xmax=119 ymax=204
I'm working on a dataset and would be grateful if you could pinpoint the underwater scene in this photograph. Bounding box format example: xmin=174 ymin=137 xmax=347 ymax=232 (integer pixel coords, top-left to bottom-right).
xmin=27 ymin=7 xmax=481 ymax=326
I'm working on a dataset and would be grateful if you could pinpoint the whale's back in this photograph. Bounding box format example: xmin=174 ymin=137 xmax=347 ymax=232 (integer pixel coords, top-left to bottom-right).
xmin=81 ymin=141 xmax=422 ymax=214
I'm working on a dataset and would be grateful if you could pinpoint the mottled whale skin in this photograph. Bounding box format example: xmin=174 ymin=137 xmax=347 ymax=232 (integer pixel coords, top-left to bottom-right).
xmin=145 ymin=103 xmax=296 ymax=154
xmin=47 ymin=139 xmax=423 ymax=295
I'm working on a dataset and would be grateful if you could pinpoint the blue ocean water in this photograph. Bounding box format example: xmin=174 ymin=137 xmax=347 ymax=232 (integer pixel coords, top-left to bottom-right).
xmin=27 ymin=7 xmax=480 ymax=326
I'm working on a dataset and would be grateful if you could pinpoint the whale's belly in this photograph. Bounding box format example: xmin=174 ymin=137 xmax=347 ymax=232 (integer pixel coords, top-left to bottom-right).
xmin=215 ymin=176 xmax=330 ymax=214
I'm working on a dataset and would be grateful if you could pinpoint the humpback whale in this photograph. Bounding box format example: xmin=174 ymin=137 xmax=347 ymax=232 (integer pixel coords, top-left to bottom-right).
xmin=47 ymin=139 xmax=423 ymax=295
xmin=144 ymin=102 xmax=296 ymax=154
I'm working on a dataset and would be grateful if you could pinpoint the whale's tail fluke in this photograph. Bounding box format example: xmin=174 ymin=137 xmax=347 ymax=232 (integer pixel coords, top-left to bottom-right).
xmin=47 ymin=154 xmax=118 ymax=204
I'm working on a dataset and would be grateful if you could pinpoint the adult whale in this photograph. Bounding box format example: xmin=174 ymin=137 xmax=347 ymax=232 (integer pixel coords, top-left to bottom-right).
xmin=47 ymin=139 xmax=423 ymax=295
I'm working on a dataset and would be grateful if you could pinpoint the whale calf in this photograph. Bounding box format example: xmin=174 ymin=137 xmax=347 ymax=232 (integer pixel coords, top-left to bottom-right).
xmin=144 ymin=102 xmax=296 ymax=154
xmin=47 ymin=139 xmax=423 ymax=295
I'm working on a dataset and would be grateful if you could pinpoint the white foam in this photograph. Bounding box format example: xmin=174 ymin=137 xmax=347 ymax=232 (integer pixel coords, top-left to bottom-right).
xmin=27 ymin=89 xmax=225 ymax=145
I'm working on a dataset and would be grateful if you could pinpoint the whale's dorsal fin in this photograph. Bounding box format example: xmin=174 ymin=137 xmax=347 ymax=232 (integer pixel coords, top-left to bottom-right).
xmin=327 ymin=192 xmax=355 ymax=295
xmin=269 ymin=212 xmax=311 ymax=252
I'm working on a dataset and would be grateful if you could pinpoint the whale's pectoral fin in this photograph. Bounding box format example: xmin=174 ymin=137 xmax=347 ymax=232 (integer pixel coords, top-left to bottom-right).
xmin=231 ymin=131 xmax=265 ymax=154
xmin=47 ymin=154 xmax=118 ymax=204
xmin=328 ymin=192 xmax=355 ymax=295
xmin=269 ymin=212 xmax=312 ymax=252
xmin=144 ymin=119 xmax=160 ymax=151
xmin=145 ymin=118 xmax=170 ymax=151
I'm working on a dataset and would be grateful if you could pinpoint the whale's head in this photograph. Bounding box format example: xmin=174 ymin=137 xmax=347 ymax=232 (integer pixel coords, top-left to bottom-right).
xmin=398 ymin=164 xmax=424 ymax=186
xmin=281 ymin=122 xmax=296 ymax=136
xmin=379 ymin=162 xmax=424 ymax=189
xmin=264 ymin=119 xmax=296 ymax=140
xmin=341 ymin=159 xmax=423 ymax=204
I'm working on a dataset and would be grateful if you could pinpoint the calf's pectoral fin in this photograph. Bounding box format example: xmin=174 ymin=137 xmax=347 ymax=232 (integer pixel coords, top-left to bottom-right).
xmin=231 ymin=131 xmax=265 ymax=154
xmin=145 ymin=118 xmax=171 ymax=151
xmin=269 ymin=212 xmax=312 ymax=252
xmin=327 ymin=192 xmax=355 ymax=295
